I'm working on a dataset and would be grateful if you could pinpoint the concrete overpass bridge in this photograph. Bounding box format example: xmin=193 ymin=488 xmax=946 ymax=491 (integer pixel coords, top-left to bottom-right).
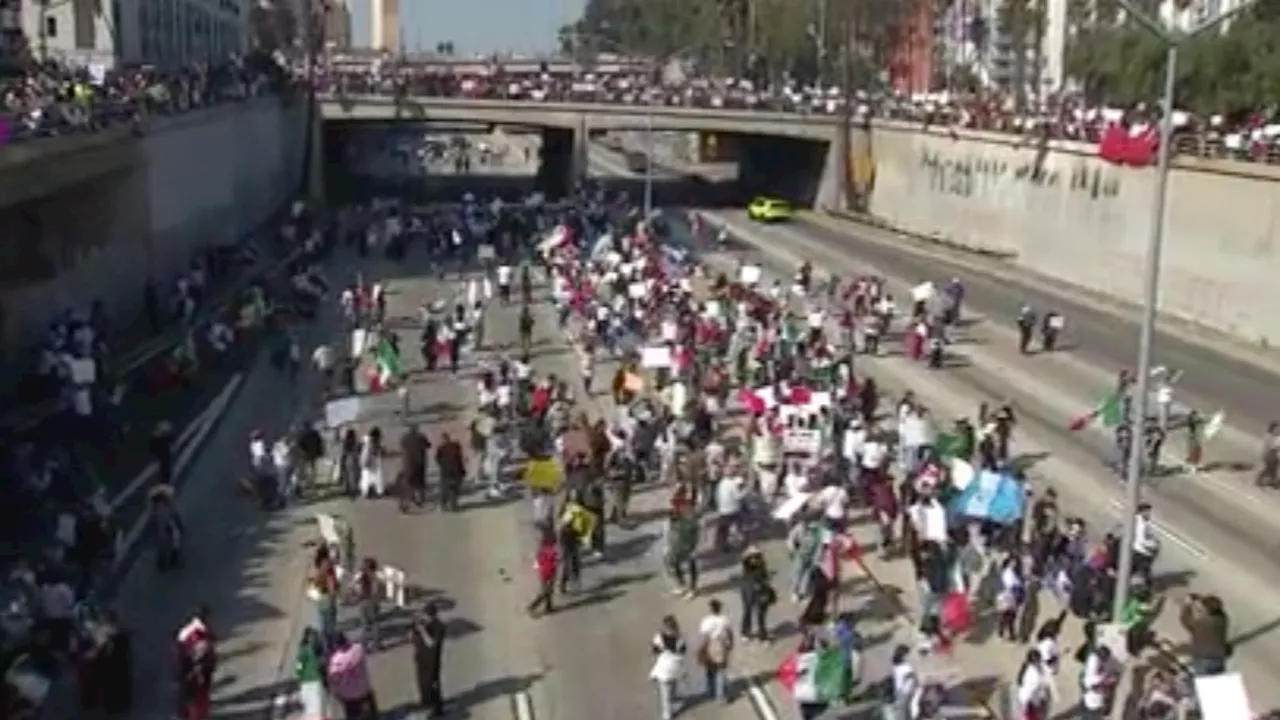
xmin=317 ymin=94 xmax=858 ymax=205
xmin=12 ymin=90 xmax=1280 ymax=350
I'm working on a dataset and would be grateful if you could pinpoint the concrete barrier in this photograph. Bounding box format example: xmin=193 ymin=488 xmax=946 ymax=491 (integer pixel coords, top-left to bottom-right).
xmin=862 ymin=124 xmax=1280 ymax=348
xmin=0 ymin=98 xmax=309 ymax=348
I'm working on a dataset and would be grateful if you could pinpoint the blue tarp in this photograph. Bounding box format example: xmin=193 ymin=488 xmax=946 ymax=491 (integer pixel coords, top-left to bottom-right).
xmin=948 ymin=470 xmax=1025 ymax=525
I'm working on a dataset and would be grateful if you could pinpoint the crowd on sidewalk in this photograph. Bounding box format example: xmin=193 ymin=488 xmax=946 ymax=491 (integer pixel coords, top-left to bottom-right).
xmin=1 ymin=52 xmax=297 ymax=144
xmin=0 ymin=201 xmax=330 ymax=720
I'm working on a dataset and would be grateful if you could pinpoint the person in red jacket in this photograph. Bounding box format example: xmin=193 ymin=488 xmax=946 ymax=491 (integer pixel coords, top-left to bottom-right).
xmin=527 ymin=531 xmax=559 ymax=617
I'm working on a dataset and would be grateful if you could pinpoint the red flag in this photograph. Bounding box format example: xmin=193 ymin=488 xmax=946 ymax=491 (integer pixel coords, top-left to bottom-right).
xmin=788 ymin=385 xmax=813 ymax=405
xmin=1067 ymin=411 xmax=1095 ymax=432
xmin=776 ymin=651 xmax=800 ymax=694
xmin=841 ymin=533 xmax=862 ymax=561
xmin=941 ymin=592 xmax=973 ymax=634
xmin=738 ymin=388 xmax=766 ymax=415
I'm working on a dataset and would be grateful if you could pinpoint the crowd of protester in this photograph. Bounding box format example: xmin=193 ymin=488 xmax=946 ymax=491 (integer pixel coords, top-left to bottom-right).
xmin=0 ymin=51 xmax=298 ymax=144
xmin=0 ymin=202 xmax=327 ymax=719
xmin=318 ymin=59 xmax=1280 ymax=164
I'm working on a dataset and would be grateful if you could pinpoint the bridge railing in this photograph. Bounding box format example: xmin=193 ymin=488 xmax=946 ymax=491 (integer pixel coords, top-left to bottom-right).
xmin=316 ymin=78 xmax=1280 ymax=167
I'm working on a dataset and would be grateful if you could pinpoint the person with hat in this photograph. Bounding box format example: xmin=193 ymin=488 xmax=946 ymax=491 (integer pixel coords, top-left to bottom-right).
xmin=739 ymin=545 xmax=775 ymax=642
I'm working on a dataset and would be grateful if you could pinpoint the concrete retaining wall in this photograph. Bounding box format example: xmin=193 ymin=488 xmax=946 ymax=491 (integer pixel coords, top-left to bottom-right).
xmin=864 ymin=125 xmax=1280 ymax=347
xmin=145 ymin=98 xmax=310 ymax=280
xmin=0 ymin=98 xmax=308 ymax=350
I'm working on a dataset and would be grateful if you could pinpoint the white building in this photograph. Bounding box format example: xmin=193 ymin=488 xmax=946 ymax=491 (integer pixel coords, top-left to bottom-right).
xmin=937 ymin=0 xmax=1070 ymax=98
xmin=19 ymin=0 xmax=250 ymax=68
xmin=20 ymin=0 xmax=118 ymax=66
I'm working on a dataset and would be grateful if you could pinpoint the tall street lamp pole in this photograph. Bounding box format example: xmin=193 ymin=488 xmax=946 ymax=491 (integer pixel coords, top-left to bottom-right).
xmin=1110 ymin=0 xmax=1261 ymax=622
xmin=567 ymin=32 xmax=702 ymax=217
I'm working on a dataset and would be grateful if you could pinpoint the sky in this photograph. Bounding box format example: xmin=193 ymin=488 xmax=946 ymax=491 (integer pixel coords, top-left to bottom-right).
xmin=348 ymin=0 xmax=587 ymax=55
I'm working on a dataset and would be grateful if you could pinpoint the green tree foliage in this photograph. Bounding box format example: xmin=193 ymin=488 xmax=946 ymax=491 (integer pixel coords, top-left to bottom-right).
xmin=560 ymin=0 xmax=910 ymax=84
xmin=1065 ymin=0 xmax=1280 ymax=113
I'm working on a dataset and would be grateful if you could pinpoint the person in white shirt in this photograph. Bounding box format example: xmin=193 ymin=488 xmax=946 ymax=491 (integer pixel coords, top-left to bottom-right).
xmin=842 ymin=421 xmax=867 ymax=472
xmin=861 ymin=437 xmax=887 ymax=480
xmin=1015 ymin=648 xmax=1053 ymax=720
xmin=1132 ymin=503 xmax=1160 ymax=585
xmin=817 ymin=483 xmax=849 ymax=532
xmin=697 ymin=599 xmax=734 ymax=703
xmin=888 ymin=645 xmax=919 ymax=718
xmin=1080 ymin=645 xmax=1117 ymax=719
xmin=496 ymin=264 xmax=513 ymax=303
xmin=649 ymin=615 xmax=686 ymax=720
xmin=714 ymin=475 xmax=747 ymax=551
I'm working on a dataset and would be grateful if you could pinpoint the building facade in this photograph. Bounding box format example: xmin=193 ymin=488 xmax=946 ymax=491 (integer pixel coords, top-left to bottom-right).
xmin=17 ymin=0 xmax=117 ymax=66
xmin=323 ymin=0 xmax=350 ymax=48
xmin=889 ymin=0 xmax=935 ymax=96
xmin=8 ymin=0 xmax=250 ymax=68
xmin=369 ymin=0 xmax=396 ymax=52
xmin=127 ymin=0 xmax=250 ymax=67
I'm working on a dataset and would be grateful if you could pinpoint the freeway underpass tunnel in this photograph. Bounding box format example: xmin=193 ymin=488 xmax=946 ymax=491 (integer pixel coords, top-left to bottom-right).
xmin=536 ymin=127 xmax=578 ymax=199
xmin=0 ymin=169 xmax=149 ymax=353
xmin=736 ymin=134 xmax=829 ymax=206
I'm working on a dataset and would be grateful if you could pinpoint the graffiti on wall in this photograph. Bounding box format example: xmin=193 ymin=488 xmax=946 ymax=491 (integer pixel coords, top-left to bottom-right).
xmin=919 ymin=147 xmax=1122 ymax=201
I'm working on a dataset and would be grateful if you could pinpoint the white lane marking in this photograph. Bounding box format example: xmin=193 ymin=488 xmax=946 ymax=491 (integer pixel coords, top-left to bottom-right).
xmin=113 ymin=372 xmax=245 ymax=571
xmin=747 ymin=681 xmax=779 ymax=720
xmin=513 ymin=690 xmax=535 ymax=720
xmin=109 ymin=394 xmax=214 ymax=512
xmin=1106 ymin=499 xmax=1208 ymax=560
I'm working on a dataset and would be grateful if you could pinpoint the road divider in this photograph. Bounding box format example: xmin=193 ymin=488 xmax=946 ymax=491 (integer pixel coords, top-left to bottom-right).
xmin=511 ymin=690 xmax=535 ymax=720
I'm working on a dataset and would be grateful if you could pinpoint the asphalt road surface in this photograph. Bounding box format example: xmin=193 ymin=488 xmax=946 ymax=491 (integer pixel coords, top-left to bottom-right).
xmin=689 ymin=210 xmax=1280 ymax=711
xmin=585 ymin=143 xmax=1280 ymax=712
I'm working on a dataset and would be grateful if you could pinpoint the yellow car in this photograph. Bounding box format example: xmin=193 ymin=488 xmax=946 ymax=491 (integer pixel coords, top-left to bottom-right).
xmin=747 ymin=196 xmax=793 ymax=222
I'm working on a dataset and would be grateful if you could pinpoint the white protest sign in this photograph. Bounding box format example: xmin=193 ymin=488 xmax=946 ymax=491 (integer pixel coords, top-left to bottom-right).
xmin=379 ymin=565 xmax=408 ymax=607
xmin=807 ymin=391 xmax=834 ymax=411
xmin=784 ymin=429 xmax=821 ymax=455
xmin=661 ymin=320 xmax=678 ymax=342
xmin=477 ymin=244 xmax=496 ymax=260
xmin=315 ymin=513 xmax=341 ymax=547
xmin=324 ymin=396 xmax=362 ymax=429
xmin=641 ymin=345 xmax=673 ymax=369
xmin=1194 ymin=673 xmax=1252 ymax=720
xmin=911 ymin=503 xmax=949 ymax=544
xmin=628 ymin=282 xmax=647 ymax=300
xmin=911 ymin=281 xmax=936 ymax=302
xmin=68 ymin=358 xmax=96 ymax=385
xmin=950 ymin=457 xmax=977 ymax=491
xmin=773 ymin=492 xmax=812 ymax=521
xmin=740 ymin=265 xmax=762 ymax=284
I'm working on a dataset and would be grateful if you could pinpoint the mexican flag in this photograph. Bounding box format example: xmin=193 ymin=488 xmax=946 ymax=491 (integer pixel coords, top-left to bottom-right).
xmin=371 ymin=339 xmax=402 ymax=391
xmin=1068 ymin=392 xmax=1124 ymax=431
xmin=778 ymin=647 xmax=851 ymax=703
xmin=935 ymin=432 xmax=965 ymax=460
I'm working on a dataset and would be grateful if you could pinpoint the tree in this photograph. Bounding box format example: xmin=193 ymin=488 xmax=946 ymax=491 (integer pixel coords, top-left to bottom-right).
xmin=1063 ymin=0 xmax=1280 ymax=112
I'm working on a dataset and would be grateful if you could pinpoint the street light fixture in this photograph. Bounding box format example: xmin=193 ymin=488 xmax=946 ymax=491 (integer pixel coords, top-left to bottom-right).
xmin=1110 ymin=0 xmax=1262 ymax=622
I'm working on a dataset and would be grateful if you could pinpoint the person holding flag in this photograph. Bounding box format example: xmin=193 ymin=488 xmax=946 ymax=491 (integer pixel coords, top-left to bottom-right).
xmin=368 ymin=335 xmax=403 ymax=393
xmin=777 ymin=630 xmax=849 ymax=719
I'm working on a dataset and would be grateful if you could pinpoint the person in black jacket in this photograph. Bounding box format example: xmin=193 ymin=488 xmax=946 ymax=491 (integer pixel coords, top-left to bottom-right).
xmin=412 ymin=603 xmax=447 ymax=717
xmin=400 ymin=425 xmax=430 ymax=508
xmin=435 ymin=433 xmax=466 ymax=511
